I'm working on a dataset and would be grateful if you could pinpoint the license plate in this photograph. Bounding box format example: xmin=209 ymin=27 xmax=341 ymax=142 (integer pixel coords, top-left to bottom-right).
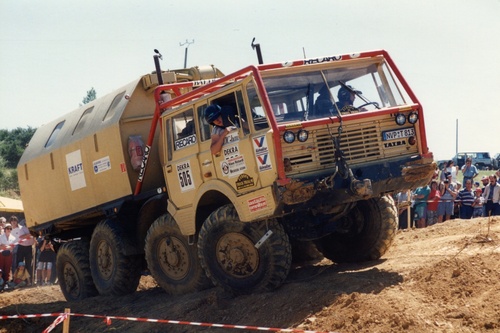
xmin=382 ymin=128 xmax=415 ymax=141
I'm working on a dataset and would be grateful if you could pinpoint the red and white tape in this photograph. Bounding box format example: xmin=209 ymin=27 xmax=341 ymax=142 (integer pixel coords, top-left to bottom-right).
xmin=1 ymin=312 xmax=340 ymax=333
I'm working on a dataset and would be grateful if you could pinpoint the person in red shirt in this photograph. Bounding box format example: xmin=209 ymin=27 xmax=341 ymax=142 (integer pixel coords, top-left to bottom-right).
xmin=427 ymin=180 xmax=441 ymax=226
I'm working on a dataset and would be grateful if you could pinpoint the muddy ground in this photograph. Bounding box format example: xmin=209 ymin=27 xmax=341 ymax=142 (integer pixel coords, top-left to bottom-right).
xmin=1 ymin=216 xmax=499 ymax=333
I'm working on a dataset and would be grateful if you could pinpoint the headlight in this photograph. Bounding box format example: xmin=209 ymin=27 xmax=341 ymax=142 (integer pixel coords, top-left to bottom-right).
xmin=297 ymin=129 xmax=309 ymax=142
xmin=395 ymin=113 xmax=406 ymax=126
xmin=408 ymin=111 xmax=418 ymax=124
xmin=283 ymin=130 xmax=295 ymax=143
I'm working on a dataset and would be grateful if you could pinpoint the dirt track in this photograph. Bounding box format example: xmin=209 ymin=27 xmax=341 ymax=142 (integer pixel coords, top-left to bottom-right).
xmin=1 ymin=216 xmax=499 ymax=333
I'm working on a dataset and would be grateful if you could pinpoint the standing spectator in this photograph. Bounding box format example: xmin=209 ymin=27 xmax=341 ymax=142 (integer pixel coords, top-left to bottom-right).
xmin=482 ymin=174 xmax=500 ymax=216
xmin=480 ymin=176 xmax=490 ymax=192
xmin=427 ymin=180 xmax=440 ymax=226
xmin=9 ymin=216 xmax=21 ymax=273
xmin=438 ymin=175 xmax=456 ymax=222
xmin=453 ymin=181 xmax=462 ymax=219
xmin=396 ymin=190 xmax=411 ymax=229
xmin=441 ymin=160 xmax=458 ymax=183
xmin=461 ymin=157 xmax=479 ymax=185
xmin=37 ymin=235 xmax=56 ymax=285
xmin=14 ymin=219 xmax=34 ymax=283
xmin=472 ymin=188 xmax=485 ymax=218
xmin=457 ymin=179 xmax=475 ymax=219
xmin=0 ymin=224 xmax=16 ymax=287
xmin=0 ymin=217 xmax=6 ymax=235
xmin=413 ymin=185 xmax=430 ymax=228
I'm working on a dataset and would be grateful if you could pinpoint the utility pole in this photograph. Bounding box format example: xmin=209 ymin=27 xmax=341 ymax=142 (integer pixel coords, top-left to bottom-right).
xmin=180 ymin=39 xmax=195 ymax=68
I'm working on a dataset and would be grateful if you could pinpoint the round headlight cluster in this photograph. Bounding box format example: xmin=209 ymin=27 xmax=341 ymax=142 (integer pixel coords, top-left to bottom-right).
xmin=395 ymin=114 xmax=406 ymax=126
xmin=395 ymin=111 xmax=419 ymax=126
xmin=283 ymin=129 xmax=309 ymax=143
xmin=408 ymin=111 xmax=418 ymax=124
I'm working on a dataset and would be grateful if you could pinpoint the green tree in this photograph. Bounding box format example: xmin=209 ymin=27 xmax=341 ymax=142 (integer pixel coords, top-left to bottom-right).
xmin=0 ymin=127 xmax=36 ymax=168
xmin=81 ymin=87 xmax=97 ymax=105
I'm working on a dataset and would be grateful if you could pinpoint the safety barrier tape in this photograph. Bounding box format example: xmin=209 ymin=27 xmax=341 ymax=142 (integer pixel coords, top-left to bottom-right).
xmin=0 ymin=312 xmax=341 ymax=333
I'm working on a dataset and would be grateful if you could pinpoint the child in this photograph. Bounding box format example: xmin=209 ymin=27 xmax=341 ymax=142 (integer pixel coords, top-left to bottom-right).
xmin=472 ymin=188 xmax=484 ymax=218
xmin=9 ymin=261 xmax=30 ymax=289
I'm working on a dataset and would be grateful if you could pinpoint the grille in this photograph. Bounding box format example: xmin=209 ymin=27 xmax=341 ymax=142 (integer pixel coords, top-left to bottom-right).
xmin=281 ymin=118 xmax=419 ymax=175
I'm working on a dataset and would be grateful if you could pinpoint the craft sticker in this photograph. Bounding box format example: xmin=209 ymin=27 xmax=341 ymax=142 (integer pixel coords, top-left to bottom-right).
xmin=253 ymin=135 xmax=273 ymax=172
xmin=93 ymin=156 xmax=111 ymax=174
xmin=66 ymin=150 xmax=86 ymax=191
xmin=176 ymin=160 xmax=195 ymax=192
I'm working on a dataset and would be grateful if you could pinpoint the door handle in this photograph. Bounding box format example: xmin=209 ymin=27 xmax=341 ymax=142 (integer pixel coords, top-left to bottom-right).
xmin=166 ymin=165 xmax=172 ymax=173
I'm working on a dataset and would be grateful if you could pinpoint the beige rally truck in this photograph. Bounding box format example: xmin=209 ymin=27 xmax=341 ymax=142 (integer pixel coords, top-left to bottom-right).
xmin=18 ymin=50 xmax=435 ymax=301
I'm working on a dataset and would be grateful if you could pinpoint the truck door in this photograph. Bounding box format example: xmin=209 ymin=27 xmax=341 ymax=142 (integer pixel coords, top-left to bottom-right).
xmin=200 ymin=89 xmax=264 ymax=194
xmin=163 ymin=108 xmax=202 ymax=209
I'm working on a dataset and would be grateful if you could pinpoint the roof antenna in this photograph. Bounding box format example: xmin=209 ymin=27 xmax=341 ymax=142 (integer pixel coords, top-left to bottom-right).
xmin=251 ymin=38 xmax=264 ymax=65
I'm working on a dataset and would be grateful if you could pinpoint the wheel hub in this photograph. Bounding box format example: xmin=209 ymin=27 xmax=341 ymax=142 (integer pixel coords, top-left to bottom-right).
xmin=97 ymin=241 xmax=113 ymax=279
xmin=159 ymin=237 xmax=188 ymax=279
xmin=216 ymin=232 xmax=259 ymax=277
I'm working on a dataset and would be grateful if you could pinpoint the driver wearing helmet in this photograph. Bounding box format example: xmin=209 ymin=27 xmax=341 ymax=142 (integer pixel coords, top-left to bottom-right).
xmin=205 ymin=104 xmax=238 ymax=155
xmin=334 ymin=85 xmax=365 ymax=114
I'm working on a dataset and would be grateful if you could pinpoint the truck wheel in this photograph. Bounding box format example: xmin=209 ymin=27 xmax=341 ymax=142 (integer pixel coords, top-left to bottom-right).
xmin=145 ymin=214 xmax=211 ymax=294
xmin=90 ymin=220 xmax=142 ymax=296
xmin=316 ymin=195 xmax=397 ymax=263
xmin=198 ymin=204 xmax=292 ymax=295
xmin=56 ymin=240 xmax=98 ymax=301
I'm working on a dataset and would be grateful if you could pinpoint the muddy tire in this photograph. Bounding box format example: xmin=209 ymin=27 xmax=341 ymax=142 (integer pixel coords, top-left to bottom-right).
xmin=198 ymin=204 xmax=292 ymax=295
xmin=316 ymin=195 xmax=398 ymax=263
xmin=89 ymin=220 xmax=142 ymax=296
xmin=56 ymin=239 xmax=98 ymax=301
xmin=145 ymin=214 xmax=212 ymax=294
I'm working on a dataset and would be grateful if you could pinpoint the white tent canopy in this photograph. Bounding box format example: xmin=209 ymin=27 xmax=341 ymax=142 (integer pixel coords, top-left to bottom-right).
xmin=0 ymin=196 xmax=24 ymax=213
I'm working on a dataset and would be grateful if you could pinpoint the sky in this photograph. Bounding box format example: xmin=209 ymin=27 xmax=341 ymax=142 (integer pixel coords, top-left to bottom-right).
xmin=1 ymin=0 xmax=499 ymax=161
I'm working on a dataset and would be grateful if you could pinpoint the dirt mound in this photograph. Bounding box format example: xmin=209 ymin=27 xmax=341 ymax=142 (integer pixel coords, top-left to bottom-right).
xmin=1 ymin=216 xmax=499 ymax=333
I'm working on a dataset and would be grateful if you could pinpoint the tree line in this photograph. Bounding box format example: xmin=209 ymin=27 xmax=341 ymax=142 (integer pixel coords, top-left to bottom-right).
xmin=0 ymin=127 xmax=36 ymax=196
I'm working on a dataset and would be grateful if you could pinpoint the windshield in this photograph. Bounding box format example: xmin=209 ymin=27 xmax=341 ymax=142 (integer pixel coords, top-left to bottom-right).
xmin=261 ymin=60 xmax=411 ymax=123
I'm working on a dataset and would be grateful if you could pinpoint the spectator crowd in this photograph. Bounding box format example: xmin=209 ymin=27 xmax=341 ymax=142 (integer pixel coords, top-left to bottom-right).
xmin=396 ymin=159 xmax=500 ymax=229
xmin=0 ymin=216 xmax=57 ymax=292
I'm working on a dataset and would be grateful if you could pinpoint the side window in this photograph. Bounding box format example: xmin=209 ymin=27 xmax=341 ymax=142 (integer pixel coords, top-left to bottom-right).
xmin=197 ymin=104 xmax=211 ymax=142
xmin=172 ymin=109 xmax=197 ymax=150
xmin=45 ymin=120 xmax=65 ymax=148
xmin=103 ymin=91 xmax=126 ymax=121
xmin=72 ymin=107 xmax=93 ymax=135
xmin=246 ymin=81 xmax=270 ymax=131
xmin=235 ymin=90 xmax=250 ymax=136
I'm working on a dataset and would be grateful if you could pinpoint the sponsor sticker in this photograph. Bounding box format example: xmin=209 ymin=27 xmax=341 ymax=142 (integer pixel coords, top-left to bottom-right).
xmin=236 ymin=174 xmax=255 ymax=190
xmin=93 ymin=156 xmax=111 ymax=174
xmin=175 ymin=134 xmax=197 ymax=150
xmin=253 ymin=135 xmax=273 ymax=172
xmin=66 ymin=150 xmax=86 ymax=191
xmin=248 ymin=195 xmax=268 ymax=213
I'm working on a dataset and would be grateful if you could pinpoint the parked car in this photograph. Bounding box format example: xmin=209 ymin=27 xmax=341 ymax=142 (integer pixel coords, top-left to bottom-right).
xmin=453 ymin=152 xmax=497 ymax=170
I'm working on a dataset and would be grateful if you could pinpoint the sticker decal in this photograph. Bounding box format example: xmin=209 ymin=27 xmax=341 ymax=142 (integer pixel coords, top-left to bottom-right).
xmin=93 ymin=156 xmax=111 ymax=174
xmin=66 ymin=150 xmax=86 ymax=191
xmin=248 ymin=196 xmax=268 ymax=213
xmin=176 ymin=160 xmax=195 ymax=192
xmin=236 ymin=174 xmax=255 ymax=190
xmin=253 ymin=136 xmax=273 ymax=172
xmin=175 ymin=134 xmax=197 ymax=150
xmin=221 ymin=155 xmax=246 ymax=178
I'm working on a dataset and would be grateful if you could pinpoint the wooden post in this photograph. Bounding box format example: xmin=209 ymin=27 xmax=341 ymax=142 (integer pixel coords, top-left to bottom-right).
xmin=63 ymin=308 xmax=71 ymax=333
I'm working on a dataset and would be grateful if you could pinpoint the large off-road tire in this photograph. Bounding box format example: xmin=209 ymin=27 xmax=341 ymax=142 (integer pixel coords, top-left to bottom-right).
xmin=56 ymin=239 xmax=98 ymax=301
xmin=144 ymin=214 xmax=212 ymax=294
xmin=89 ymin=220 xmax=142 ymax=296
xmin=198 ymin=204 xmax=292 ymax=295
xmin=316 ymin=195 xmax=398 ymax=263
